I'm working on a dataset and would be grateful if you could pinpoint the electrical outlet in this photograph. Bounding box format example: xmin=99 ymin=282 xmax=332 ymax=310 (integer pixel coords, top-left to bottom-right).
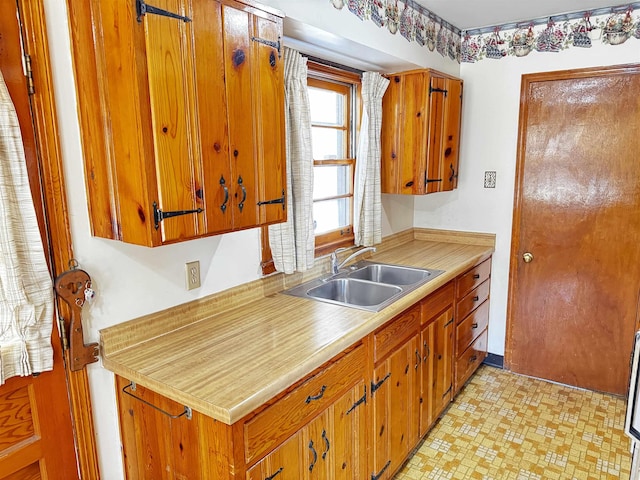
xmin=185 ymin=261 xmax=201 ymax=290
xmin=484 ymin=171 xmax=497 ymax=188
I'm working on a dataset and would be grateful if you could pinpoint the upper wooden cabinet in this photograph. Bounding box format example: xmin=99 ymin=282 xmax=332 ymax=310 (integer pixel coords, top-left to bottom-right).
xmin=381 ymin=69 xmax=463 ymax=195
xmin=68 ymin=0 xmax=286 ymax=246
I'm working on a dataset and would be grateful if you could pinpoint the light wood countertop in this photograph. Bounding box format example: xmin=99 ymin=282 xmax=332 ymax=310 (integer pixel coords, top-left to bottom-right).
xmin=100 ymin=229 xmax=494 ymax=424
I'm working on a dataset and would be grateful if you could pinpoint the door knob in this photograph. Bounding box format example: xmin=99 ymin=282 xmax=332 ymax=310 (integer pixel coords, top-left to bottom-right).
xmin=523 ymin=252 xmax=534 ymax=263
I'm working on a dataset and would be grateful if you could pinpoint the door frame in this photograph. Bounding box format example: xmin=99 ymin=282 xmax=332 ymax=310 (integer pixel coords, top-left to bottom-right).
xmin=504 ymin=63 xmax=640 ymax=373
xmin=17 ymin=0 xmax=100 ymax=477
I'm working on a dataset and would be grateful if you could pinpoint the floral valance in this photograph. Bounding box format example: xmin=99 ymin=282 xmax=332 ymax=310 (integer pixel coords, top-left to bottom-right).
xmin=329 ymin=1 xmax=640 ymax=63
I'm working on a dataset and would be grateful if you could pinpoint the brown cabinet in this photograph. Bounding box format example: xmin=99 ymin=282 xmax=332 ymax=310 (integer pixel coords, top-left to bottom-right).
xmin=420 ymin=282 xmax=455 ymax=433
xmin=454 ymin=257 xmax=491 ymax=393
xmin=381 ymin=69 xmax=463 ymax=195
xmin=114 ymin=260 xmax=491 ymax=479
xmin=370 ymin=304 xmax=421 ymax=480
xmin=68 ymin=0 xmax=286 ymax=246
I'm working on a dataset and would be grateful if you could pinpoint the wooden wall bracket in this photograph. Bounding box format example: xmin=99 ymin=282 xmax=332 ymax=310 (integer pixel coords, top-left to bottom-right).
xmin=54 ymin=267 xmax=99 ymax=371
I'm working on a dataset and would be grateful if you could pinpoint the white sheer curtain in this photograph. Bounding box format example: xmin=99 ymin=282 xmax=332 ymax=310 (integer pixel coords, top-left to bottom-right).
xmin=354 ymin=72 xmax=389 ymax=247
xmin=0 ymin=70 xmax=54 ymax=384
xmin=268 ymin=48 xmax=315 ymax=274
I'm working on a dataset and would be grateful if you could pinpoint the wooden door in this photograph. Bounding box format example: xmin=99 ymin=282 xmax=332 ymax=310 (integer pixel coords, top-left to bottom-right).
xmin=371 ymin=334 xmax=419 ymax=480
xmin=425 ymin=75 xmax=446 ymax=193
xmin=0 ymin=2 xmax=79 ymax=478
xmin=507 ymin=64 xmax=640 ymax=395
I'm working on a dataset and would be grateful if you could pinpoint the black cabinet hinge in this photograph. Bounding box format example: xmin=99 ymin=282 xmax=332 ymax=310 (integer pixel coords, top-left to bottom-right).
xmin=371 ymin=460 xmax=391 ymax=480
xmin=371 ymin=372 xmax=391 ymax=394
xmin=429 ymin=83 xmax=448 ymax=97
xmin=136 ymin=0 xmax=191 ymax=23
xmin=346 ymin=385 xmax=367 ymax=415
xmin=251 ymin=35 xmax=282 ymax=57
xmin=153 ymin=202 xmax=202 ymax=230
xmin=257 ymin=190 xmax=285 ymax=210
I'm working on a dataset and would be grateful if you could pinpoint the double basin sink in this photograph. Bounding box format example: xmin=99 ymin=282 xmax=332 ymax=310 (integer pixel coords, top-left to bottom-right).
xmin=282 ymin=261 xmax=444 ymax=312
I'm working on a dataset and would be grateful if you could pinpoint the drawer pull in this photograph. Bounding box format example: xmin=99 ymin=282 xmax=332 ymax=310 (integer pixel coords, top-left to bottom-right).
xmin=423 ymin=341 xmax=430 ymax=361
xmin=372 ymin=460 xmax=391 ymax=480
xmin=415 ymin=349 xmax=421 ymax=370
xmin=305 ymin=385 xmax=326 ymax=404
xmin=472 ymin=322 xmax=479 ymax=329
xmin=321 ymin=429 xmax=330 ymax=459
xmin=469 ymin=354 xmax=478 ymax=364
xmin=308 ymin=440 xmax=318 ymax=472
xmin=265 ymin=467 xmax=283 ymax=480
xmin=122 ymin=382 xmax=192 ymax=420
xmin=473 ymin=296 xmax=479 ymax=302
xmin=473 ymin=273 xmax=480 ymax=279
xmin=371 ymin=372 xmax=391 ymax=394
xmin=444 ymin=317 xmax=454 ymax=328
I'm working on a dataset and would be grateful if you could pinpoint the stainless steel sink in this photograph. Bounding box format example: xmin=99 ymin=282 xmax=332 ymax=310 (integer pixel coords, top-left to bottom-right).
xmin=347 ymin=262 xmax=434 ymax=286
xmin=281 ymin=261 xmax=444 ymax=312
xmin=307 ymin=278 xmax=401 ymax=307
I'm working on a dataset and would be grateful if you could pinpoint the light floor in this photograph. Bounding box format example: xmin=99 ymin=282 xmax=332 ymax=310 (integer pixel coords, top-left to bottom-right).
xmin=395 ymin=365 xmax=631 ymax=480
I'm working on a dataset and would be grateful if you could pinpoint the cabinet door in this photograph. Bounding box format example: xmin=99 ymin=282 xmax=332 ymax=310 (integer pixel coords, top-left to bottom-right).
xmin=425 ymin=75 xmax=446 ymax=194
xmin=331 ymin=381 xmax=368 ymax=480
xmin=419 ymin=321 xmax=435 ymax=436
xmin=193 ymin=0 xmax=233 ymax=235
xmin=223 ymin=4 xmax=259 ymax=230
xmin=432 ymin=306 xmax=454 ymax=418
xmin=247 ymin=432 xmax=303 ymax=480
xmin=371 ymin=335 xmax=420 ymax=480
xmin=252 ymin=14 xmax=287 ymax=226
xmin=144 ymin=0 xmax=203 ymax=242
xmin=440 ymin=78 xmax=463 ymax=192
xmin=381 ymin=72 xmax=428 ymax=195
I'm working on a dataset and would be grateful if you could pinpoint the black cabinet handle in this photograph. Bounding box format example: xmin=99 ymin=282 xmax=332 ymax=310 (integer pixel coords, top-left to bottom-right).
xmin=473 ymin=273 xmax=480 ymax=279
xmin=423 ymin=340 xmax=430 ymax=361
xmin=321 ymin=429 xmax=330 ymax=459
xmin=308 ymin=440 xmax=317 ymax=472
xmin=220 ymin=176 xmax=229 ymax=213
xmin=415 ymin=349 xmax=421 ymax=370
xmin=473 ymin=296 xmax=479 ymax=302
xmin=305 ymin=385 xmax=326 ymax=404
xmin=238 ymin=176 xmax=247 ymax=212
xmin=472 ymin=322 xmax=479 ymax=329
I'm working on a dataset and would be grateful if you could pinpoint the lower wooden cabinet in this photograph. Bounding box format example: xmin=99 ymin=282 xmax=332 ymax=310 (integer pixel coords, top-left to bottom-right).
xmin=371 ymin=307 xmax=421 ymax=480
xmin=247 ymin=381 xmax=367 ymax=480
xmin=115 ymin=257 xmax=492 ymax=479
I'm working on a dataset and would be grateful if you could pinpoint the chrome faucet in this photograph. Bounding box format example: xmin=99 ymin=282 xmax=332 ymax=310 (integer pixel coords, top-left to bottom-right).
xmin=330 ymin=246 xmax=376 ymax=274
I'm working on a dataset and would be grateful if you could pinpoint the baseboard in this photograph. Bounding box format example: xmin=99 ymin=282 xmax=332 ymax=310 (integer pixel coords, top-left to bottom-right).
xmin=483 ymin=353 xmax=504 ymax=369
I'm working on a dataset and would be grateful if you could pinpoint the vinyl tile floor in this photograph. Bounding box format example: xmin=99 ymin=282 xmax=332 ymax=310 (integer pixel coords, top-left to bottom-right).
xmin=395 ymin=365 xmax=631 ymax=480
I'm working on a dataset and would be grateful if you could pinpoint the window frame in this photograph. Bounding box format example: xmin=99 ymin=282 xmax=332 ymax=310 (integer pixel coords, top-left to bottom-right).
xmin=261 ymin=60 xmax=361 ymax=275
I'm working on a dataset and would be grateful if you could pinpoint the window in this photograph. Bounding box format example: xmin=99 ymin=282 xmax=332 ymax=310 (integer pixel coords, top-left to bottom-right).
xmin=308 ymin=66 xmax=359 ymax=256
xmin=261 ymin=61 xmax=360 ymax=274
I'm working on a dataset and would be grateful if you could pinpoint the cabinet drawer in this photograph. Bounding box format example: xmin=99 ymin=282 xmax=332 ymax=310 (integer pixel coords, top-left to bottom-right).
xmin=373 ymin=304 xmax=421 ymax=363
xmin=456 ymin=258 xmax=491 ymax=299
xmin=421 ymin=281 xmax=454 ymax=325
xmin=244 ymin=343 xmax=366 ymax=465
xmin=456 ymin=300 xmax=489 ymax=355
xmin=455 ymin=329 xmax=488 ymax=391
xmin=456 ymin=279 xmax=490 ymax=322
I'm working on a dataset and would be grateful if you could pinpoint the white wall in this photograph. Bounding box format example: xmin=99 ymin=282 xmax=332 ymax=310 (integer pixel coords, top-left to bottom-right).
xmin=414 ymin=39 xmax=640 ymax=356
